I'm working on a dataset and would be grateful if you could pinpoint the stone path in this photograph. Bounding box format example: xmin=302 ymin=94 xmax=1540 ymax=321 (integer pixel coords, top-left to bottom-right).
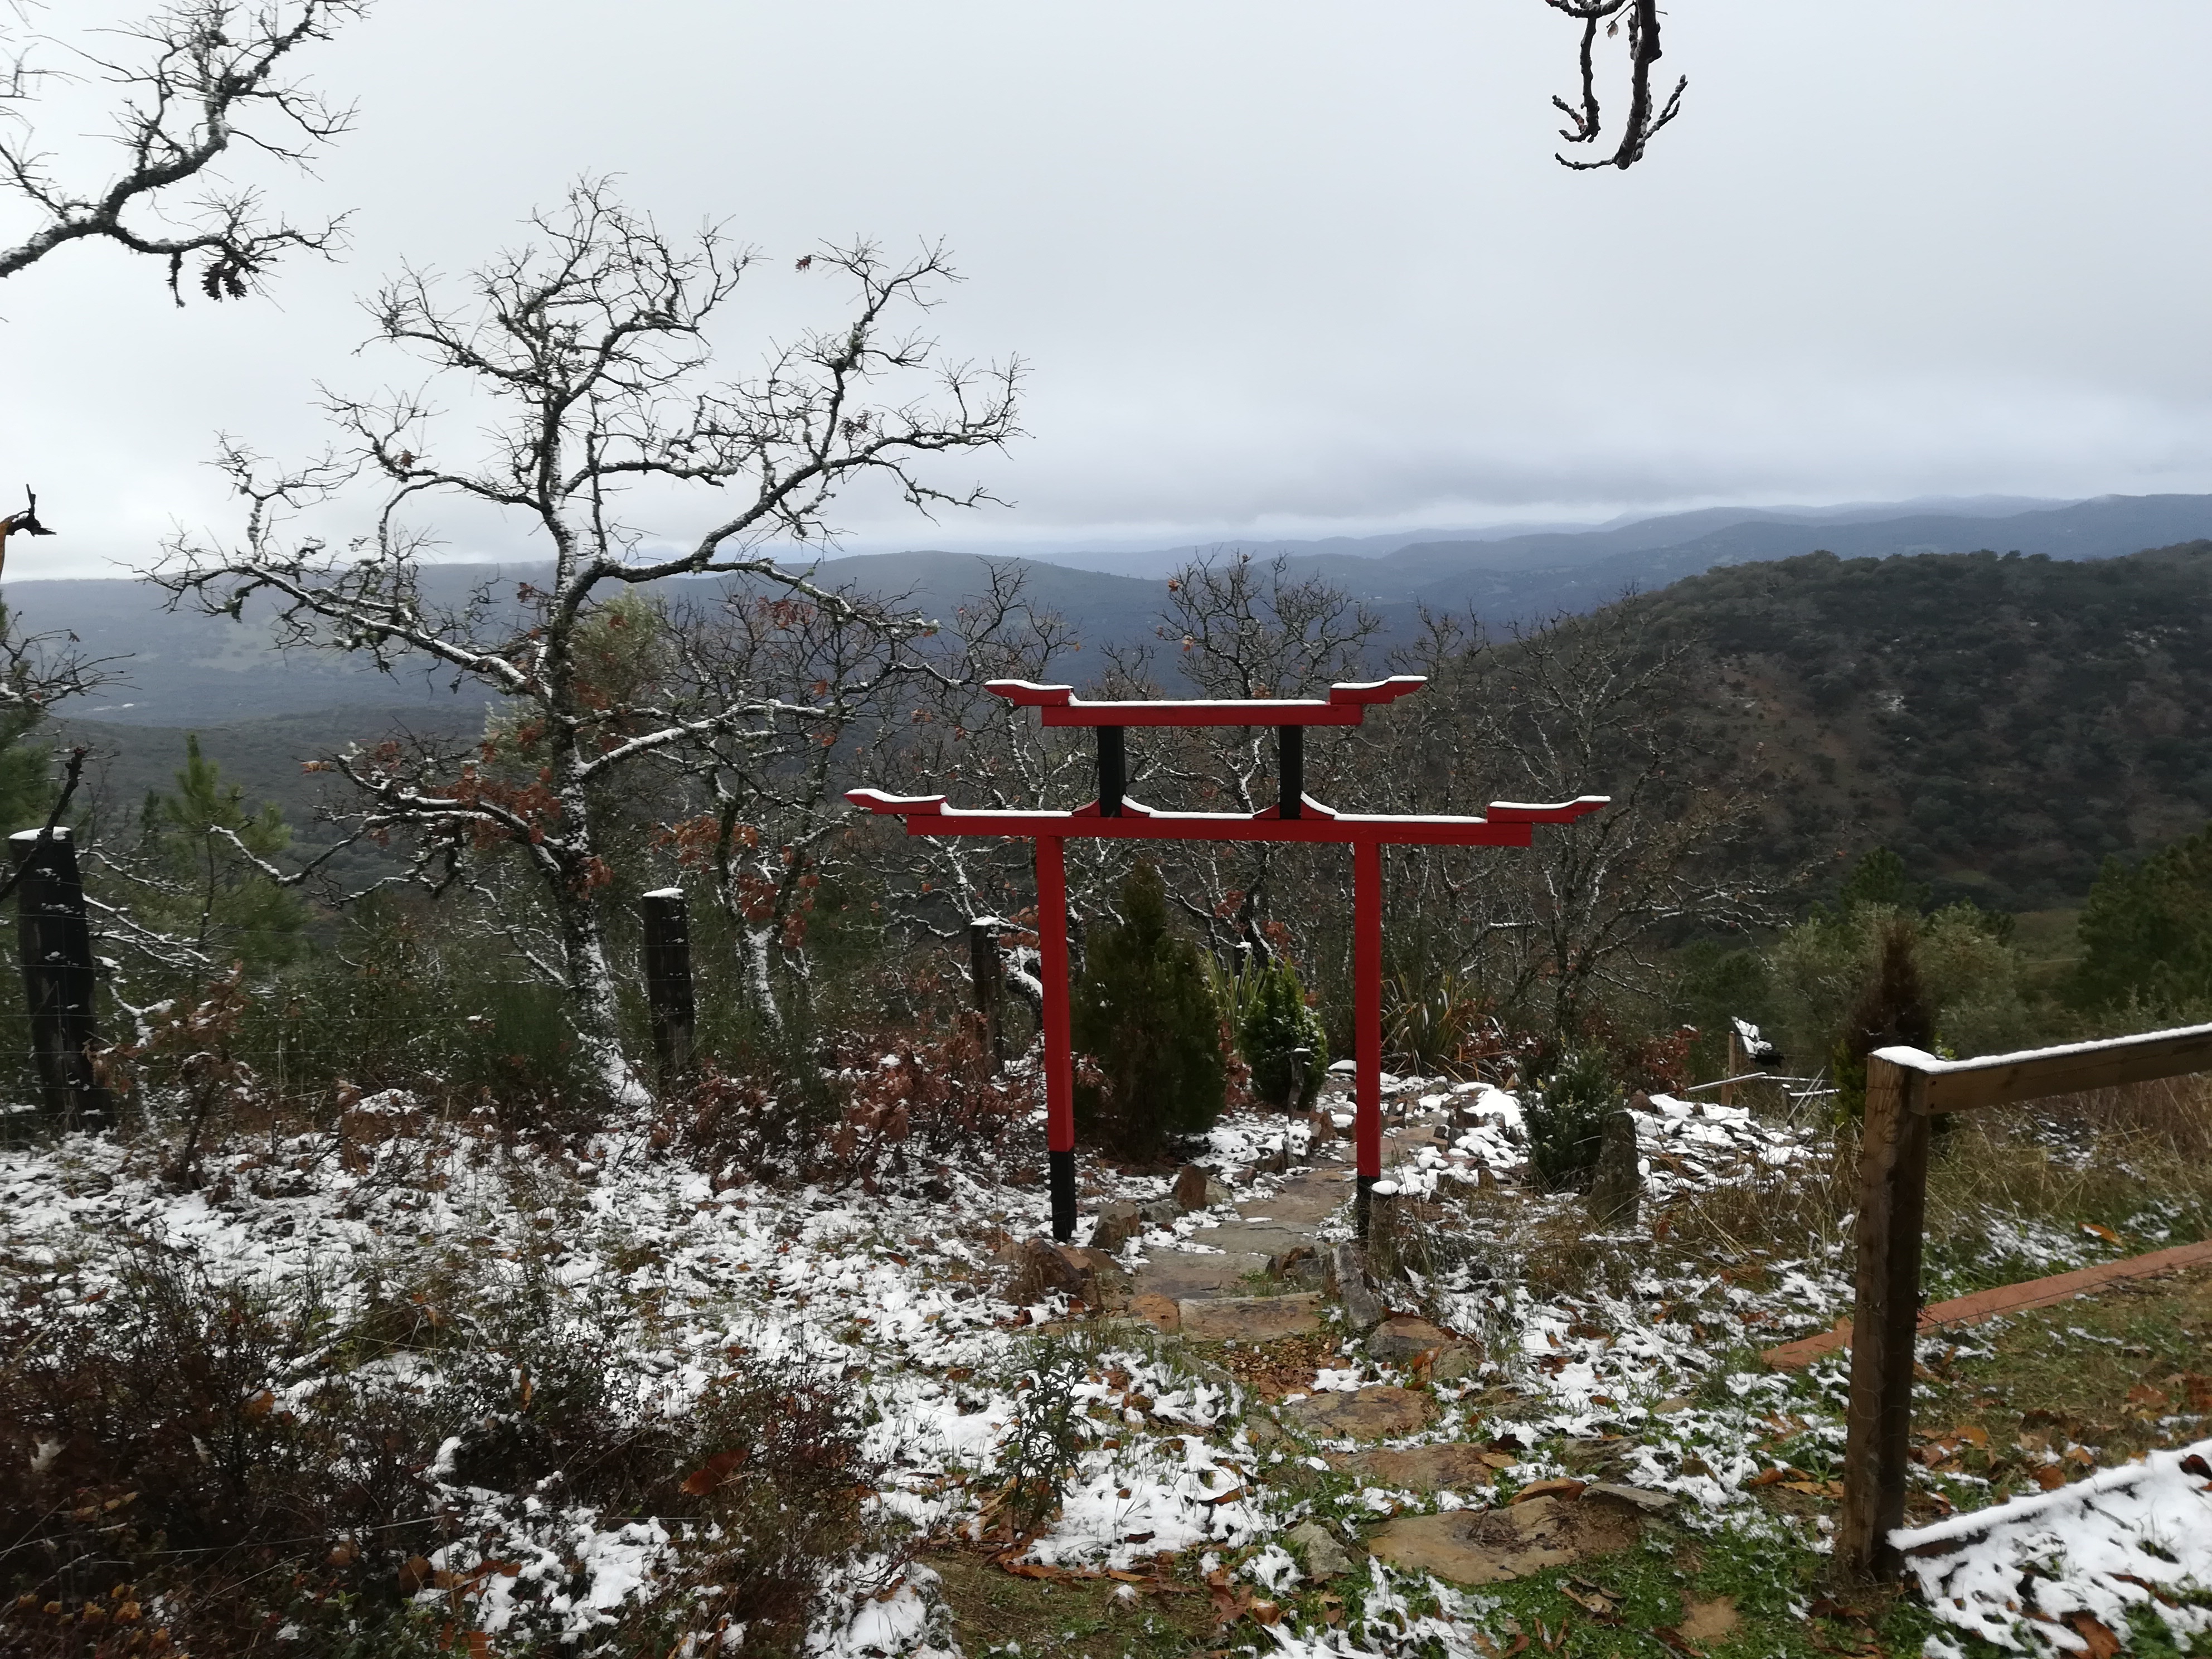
xmin=1123 ymin=1081 xmax=1476 ymax=1335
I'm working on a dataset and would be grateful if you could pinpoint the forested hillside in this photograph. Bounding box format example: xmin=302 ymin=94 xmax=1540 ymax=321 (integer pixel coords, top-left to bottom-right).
xmin=1632 ymin=541 xmax=2212 ymax=911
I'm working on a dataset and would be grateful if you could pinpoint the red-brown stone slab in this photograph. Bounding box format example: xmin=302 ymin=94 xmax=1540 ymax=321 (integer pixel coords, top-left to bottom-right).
xmin=1764 ymin=1239 xmax=2212 ymax=1370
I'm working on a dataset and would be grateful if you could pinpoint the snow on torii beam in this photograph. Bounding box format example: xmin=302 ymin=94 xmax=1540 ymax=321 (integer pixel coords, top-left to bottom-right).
xmin=849 ymin=675 xmax=1607 ymax=1243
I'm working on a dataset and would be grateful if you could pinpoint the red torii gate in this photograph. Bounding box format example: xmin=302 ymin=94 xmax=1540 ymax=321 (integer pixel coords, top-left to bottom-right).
xmin=850 ymin=675 xmax=1605 ymax=1241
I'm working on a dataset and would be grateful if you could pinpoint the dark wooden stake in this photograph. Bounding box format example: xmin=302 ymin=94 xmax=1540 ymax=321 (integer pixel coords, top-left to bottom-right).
xmin=641 ymin=888 xmax=696 ymax=1086
xmin=1097 ymin=725 xmax=1125 ymax=818
xmin=12 ymin=827 xmax=112 ymax=1128
xmin=1278 ymin=725 xmax=1303 ymax=818
xmin=968 ymin=915 xmax=1006 ymax=1068
xmin=1836 ymin=1053 xmax=1931 ymax=1579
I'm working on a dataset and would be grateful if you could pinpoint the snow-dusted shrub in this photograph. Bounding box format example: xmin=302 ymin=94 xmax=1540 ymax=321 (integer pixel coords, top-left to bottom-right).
xmin=1070 ymin=862 xmax=1226 ymax=1158
xmin=0 ymin=1253 xmax=444 ymax=1655
xmin=1231 ymin=954 xmax=1327 ymax=1110
xmin=1526 ymin=1049 xmax=1617 ymax=1193
xmin=672 ymin=1013 xmax=1035 ymax=1191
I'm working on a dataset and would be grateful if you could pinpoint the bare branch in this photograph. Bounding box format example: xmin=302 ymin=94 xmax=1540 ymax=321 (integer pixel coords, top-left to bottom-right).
xmin=1542 ymin=0 xmax=1686 ymax=171
xmin=0 ymin=0 xmax=366 ymax=299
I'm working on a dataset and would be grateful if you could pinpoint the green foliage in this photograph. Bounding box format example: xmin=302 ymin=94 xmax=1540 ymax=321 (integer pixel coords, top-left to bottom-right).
xmin=2068 ymin=821 xmax=2212 ymax=1019
xmin=1631 ymin=542 xmax=2212 ymax=911
xmin=131 ymin=734 xmax=308 ymax=981
xmin=1070 ymin=862 xmax=1226 ymax=1158
xmin=991 ymin=1337 xmax=1088 ymax=1539
xmin=1231 ymin=952 xmax=1326 ymax=1109
xmin=1767 ymin=899 xmax=2036 ymax=1100
xmin=1832 ymin=845 xmax=1929 ymax=917
xmin=1526 ymin=1049 xmax=1617 ymax=1193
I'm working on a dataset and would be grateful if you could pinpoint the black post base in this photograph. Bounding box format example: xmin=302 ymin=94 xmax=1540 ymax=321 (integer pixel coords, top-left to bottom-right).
xmin=1355 ymin=1174 xmax=1377 ymax=1240
xmin=1050 ymin=1149 xmax=1078 ymax=1241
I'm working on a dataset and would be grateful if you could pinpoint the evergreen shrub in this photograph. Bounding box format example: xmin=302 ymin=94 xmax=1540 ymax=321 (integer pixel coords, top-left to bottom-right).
xmin=1233 ymin=954 xmax=1327 ymax=1109
xmin=1070 ymin=863 xmax=1225 ymax=1158
xmin=1526 ymin=1049 xmax=1618 ymax=1193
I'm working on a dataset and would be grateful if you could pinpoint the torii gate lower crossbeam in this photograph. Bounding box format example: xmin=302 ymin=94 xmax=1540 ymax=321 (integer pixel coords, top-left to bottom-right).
xmin=851 ymin=677 xmax=1605 ymax=1242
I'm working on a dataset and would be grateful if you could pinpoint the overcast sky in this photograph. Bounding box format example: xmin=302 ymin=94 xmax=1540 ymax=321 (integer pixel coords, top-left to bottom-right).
xmin=6 ymin=1 xmax=2212 ymax=577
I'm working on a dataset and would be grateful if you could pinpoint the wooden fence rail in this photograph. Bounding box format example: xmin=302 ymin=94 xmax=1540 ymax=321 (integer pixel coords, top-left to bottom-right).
xmin=1835 ymin=1021 xmax=2212 ymax=1579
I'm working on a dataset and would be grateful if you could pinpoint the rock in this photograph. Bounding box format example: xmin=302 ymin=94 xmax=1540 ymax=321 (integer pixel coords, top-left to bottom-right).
xmin=1138 ymin=1197 xmax=1181 ymax=1228
xmin=1586 ymin=1099 xmax=1642 ymax=1226
xmin=1287 ymin=1520 xmax=1356 ymax=1580
xmin=1284 ymin=1385 xmax=1433 ymax=1440
xmin=1367 ymin=1491 xmax=1644 ymax=1585
xmin=1128 ymin=1293 xmax=1181 ymax=1332
xmin=1173 ymin=1163 xmax=1213 ymax=1211
xmin=1326 ymin=1241 xmax=1388 ymax=1332
xmin=1367 ymin=1314 xmax=1454 ymax=1361
xmin=1008 ymin=1238 xmax=1086 ymax=1303
xmin=1433 ymin=1346 xmax=1482 ymax=1384
xmin=1583 ymin=1482 xmax=1677 ymax=1515
xmin=1326 ymin=1443 xmax=1501 ymax=1492
xmin=1178 ymin=1293 xmax=1325 ymax=1342
xmin=1090 ymin=1199 xmax=1144 ymax=1254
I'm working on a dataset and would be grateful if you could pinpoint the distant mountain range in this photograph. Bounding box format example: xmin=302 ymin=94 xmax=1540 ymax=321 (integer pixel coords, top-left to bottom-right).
xmin=20 ymin=492 xmax=2212 ymax=862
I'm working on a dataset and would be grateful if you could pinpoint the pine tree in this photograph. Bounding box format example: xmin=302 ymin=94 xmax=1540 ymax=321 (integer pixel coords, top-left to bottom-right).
xmin=1070 ymin=863 xmax=1226 ymax=1158
xmin=1234 ymin=954 xmax=1327 ymax=1110
xmin=2068 ymin=824 xmax=2212 ymax=1017
xmin=133 ymin=735 xmax=308 ymax=977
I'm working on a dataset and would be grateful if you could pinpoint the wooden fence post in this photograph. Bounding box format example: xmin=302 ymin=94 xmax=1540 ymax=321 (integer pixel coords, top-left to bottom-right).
xmin=967 ymin=916 xmax=1006 ymax=1068
xmin=1836 ymin=1051 xmax=1931 ymax=1579
xmin=641 ymin=888 xmax=695 ymax=1086
xmin=11 ymin=827 xmax=113 ymax=1128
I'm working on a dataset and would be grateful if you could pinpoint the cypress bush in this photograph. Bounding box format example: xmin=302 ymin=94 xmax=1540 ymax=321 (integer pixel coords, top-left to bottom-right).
xmin=1526 ymin=1049 xmax=1617 ymax=1193
xmin=1071 ymin=863 xmax=1226 ymax=1158
xmin=1233 ymin=954 xmax=1327 ymax=1110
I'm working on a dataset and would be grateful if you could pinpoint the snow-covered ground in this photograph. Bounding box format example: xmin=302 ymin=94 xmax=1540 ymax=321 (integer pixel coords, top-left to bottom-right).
xmin=4 ymin=1076 xmax=2204 ymax=1657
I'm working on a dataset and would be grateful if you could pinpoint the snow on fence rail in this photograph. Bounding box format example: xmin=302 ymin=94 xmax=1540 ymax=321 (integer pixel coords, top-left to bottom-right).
xmin=1836 ymin=1020 xmax=2212 ymax=1581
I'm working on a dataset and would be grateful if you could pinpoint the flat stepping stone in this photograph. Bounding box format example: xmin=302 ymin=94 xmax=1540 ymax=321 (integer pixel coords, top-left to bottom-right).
xmin=1366 ymin=1314 xmax=1459 ymax=1360
xmin=1367 ymin=1489 xmax=1649 ymax=1584
xmin=1177 ymin=1292 xmax=1323 ymax=1341
xmin=1325 ymin=1443 xmax=1504 ymax=1492
xmin=1284 ymin=1385 xmax=1432 ymax=1439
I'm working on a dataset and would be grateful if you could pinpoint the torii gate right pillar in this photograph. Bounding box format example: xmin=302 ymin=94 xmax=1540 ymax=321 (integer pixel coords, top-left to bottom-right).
xmin=1352 ymin=838 xmax=1384 ymax=1233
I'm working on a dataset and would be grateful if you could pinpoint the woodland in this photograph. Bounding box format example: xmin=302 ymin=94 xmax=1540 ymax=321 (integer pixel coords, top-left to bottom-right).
xmin=5 ymin=4 xmax=2212 ymax=1658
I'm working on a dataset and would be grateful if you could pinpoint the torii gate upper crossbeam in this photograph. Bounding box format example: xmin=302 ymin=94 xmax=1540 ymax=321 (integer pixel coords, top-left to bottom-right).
xmin=854 ymin=677 xmax=1606 ymax=1242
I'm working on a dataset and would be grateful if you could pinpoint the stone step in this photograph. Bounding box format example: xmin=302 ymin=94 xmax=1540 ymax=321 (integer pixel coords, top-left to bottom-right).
xmin=1175 ymin=1292 xmax=1325 ymax=1341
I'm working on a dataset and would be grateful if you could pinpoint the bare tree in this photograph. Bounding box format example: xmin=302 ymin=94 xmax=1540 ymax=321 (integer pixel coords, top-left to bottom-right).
xmin=865 ymin=564 xmax=1100 ymax=1023
xmin=1393 ymin=599 xmax=1772 ymax=1038
xmin=1542 ymin=0 xmax=1686 ymax=171
xmin=0 ymin=0 xmax=364 ymax=299
xmin=1134 ymin=551 xmax=1381 ymax=963
xmin=152 ymin=180 xmax=1021 ymax=1099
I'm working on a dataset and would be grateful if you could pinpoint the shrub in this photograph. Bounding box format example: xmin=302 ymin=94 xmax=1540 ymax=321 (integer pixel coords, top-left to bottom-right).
xmin=1525 ymin=1049 xmax=1618 ymax=1193
xmin=1234 ymin=954 xmax=1327 ymax=1109
xmin=2068 ymin=821 xmax=2212 ymax=1018
xmin=1831 ymin=915 xmax=1936 ymax=1120
xmin=1070 ymin=862 xmax=1225 ymax=1158
xmin=987 ymin=1337 xmax=1089 ymax=1541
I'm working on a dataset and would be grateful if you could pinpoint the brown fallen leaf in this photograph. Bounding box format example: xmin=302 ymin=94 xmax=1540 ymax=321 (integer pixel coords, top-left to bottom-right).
xmin=2065 ymin=1613 xmax=2122 ymax=1659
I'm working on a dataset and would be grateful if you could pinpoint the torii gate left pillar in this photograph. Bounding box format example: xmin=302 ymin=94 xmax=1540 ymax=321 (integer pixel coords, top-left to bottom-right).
xmin=852 ymin=677 xmax=1605 ymax=1243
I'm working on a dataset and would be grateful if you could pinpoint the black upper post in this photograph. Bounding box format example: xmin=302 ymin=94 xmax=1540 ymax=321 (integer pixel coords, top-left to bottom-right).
xmin=1097 ymin=725 xmax=1125 ymax=817
xmin=1277 ymin=725 xmax=1303 ymax=819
